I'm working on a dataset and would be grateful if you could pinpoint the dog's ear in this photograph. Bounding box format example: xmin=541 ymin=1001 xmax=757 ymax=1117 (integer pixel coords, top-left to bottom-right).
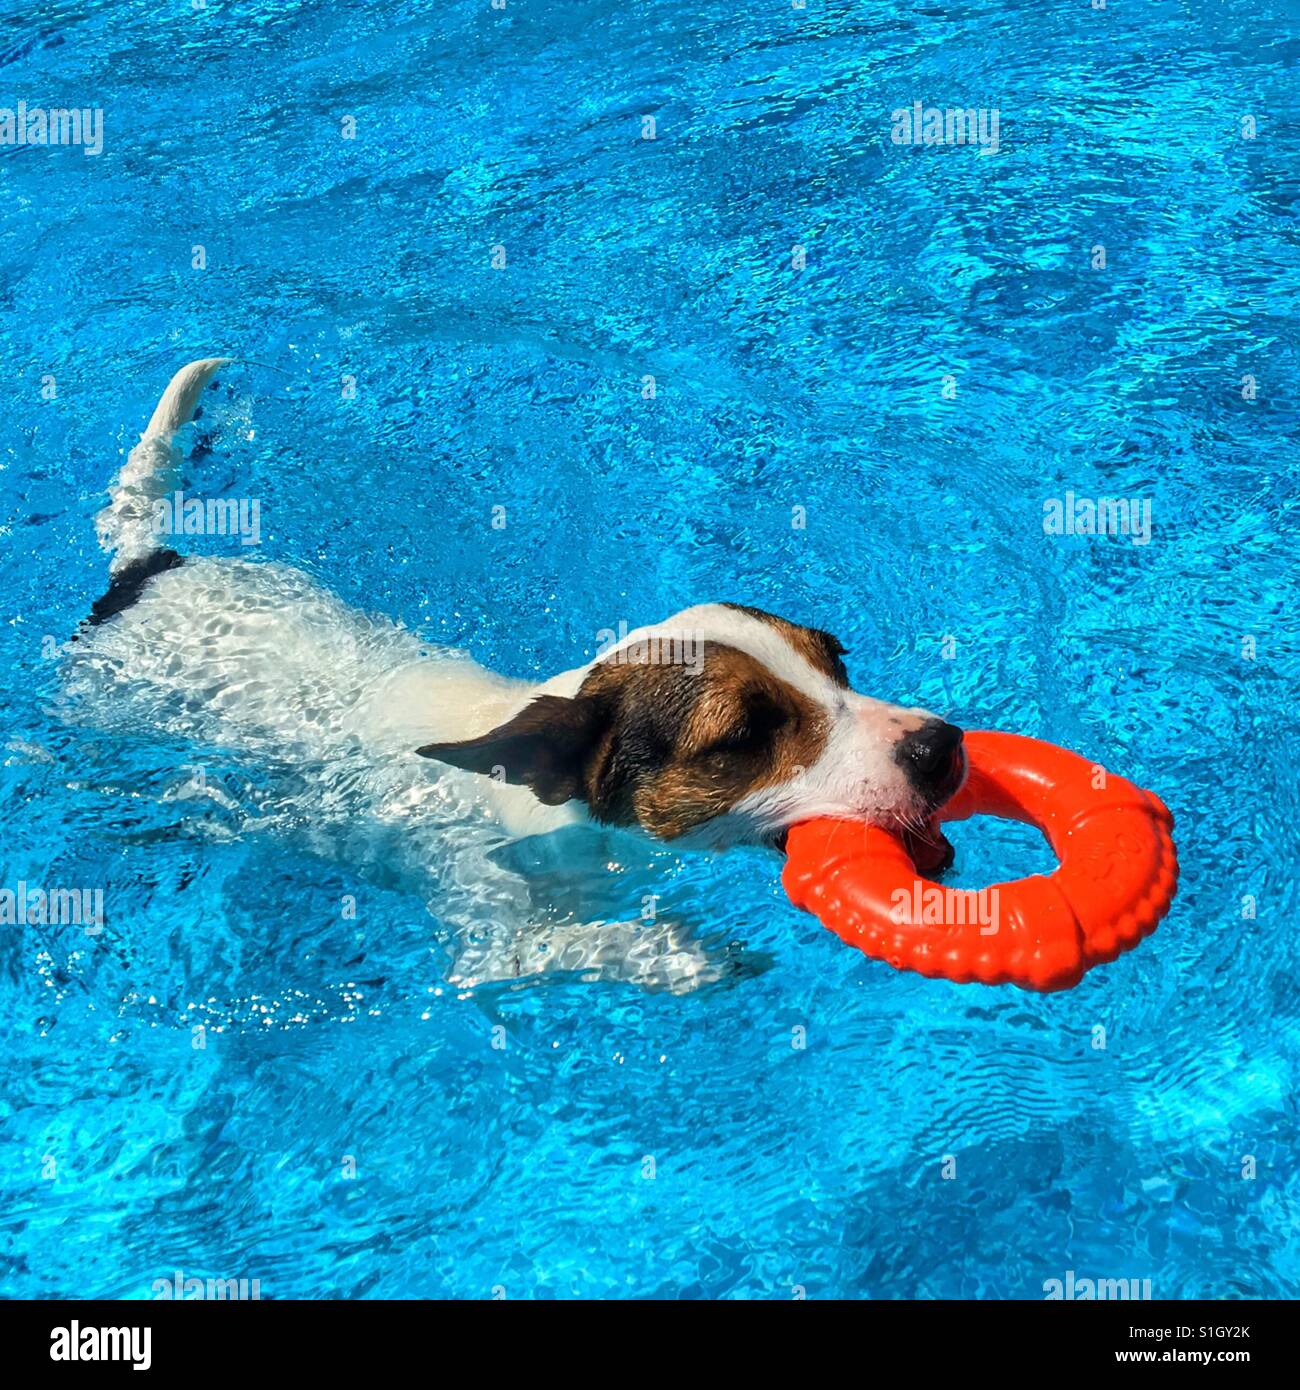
xmin=416 ymin=694 xmax=610 ymax=806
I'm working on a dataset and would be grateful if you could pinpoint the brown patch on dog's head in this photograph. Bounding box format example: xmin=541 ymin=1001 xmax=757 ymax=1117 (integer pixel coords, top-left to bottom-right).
xmin=417 ymin=640 xmax=831 ymax=842
xmin=613 ymin=644 xmax=829 ymax=840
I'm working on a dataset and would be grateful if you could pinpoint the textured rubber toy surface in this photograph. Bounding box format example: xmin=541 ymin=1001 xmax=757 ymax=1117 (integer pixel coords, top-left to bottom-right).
xmin=781 ymin=731 xmax=1178 ymax=992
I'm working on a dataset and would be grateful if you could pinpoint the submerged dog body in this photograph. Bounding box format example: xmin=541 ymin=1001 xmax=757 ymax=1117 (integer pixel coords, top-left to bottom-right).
xmin=66 ymin=361 xmax=964 ymax=992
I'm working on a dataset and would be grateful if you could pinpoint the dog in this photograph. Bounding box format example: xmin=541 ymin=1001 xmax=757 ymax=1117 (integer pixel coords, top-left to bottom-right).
xmin=65 ymin=359 xmax=966 ymax=993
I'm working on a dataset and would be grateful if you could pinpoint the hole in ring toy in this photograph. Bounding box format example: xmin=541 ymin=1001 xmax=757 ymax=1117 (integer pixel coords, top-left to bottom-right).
xmin=781 ymin=731 xmax=1178 ymax=992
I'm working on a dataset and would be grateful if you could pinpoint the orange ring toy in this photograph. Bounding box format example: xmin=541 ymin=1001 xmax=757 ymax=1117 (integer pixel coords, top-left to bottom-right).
xmin=781 ymin=731 xmax=1178 ymax=992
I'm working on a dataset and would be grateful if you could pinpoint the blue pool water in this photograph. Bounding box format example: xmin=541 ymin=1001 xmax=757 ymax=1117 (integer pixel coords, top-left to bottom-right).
xmin=2 ymin=0 xmax=1298 ymax=1299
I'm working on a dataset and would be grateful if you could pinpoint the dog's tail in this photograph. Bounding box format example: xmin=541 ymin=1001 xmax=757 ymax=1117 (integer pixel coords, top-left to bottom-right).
xmin=95 ymin=356 xmax=230 ymax=577
xmin=85 ymin=357 xmax=230 ymax=627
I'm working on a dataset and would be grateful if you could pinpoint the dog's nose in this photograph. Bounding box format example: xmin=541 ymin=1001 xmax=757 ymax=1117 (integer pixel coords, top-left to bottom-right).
xmin=896 ymin=719 xmax=964 ymax=780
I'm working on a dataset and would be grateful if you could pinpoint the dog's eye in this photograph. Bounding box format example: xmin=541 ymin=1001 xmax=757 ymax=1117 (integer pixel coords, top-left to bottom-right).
xmin=699 ymin=702 xmax=789 ymax=759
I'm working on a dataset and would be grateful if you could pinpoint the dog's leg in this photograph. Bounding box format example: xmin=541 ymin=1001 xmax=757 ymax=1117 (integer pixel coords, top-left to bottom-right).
xmin=445 ymin=828 xmax=769 ymax=995
xmin=445 ymin=910 xmax=740 ymax=995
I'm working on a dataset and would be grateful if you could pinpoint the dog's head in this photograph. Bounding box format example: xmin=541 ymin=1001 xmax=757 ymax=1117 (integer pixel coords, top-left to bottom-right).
xmin=417 ymin=604 xmax=965 ymax=849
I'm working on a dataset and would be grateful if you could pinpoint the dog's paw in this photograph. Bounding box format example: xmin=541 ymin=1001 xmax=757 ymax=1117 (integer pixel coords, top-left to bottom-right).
xmin=448 ymin=916 xmax=753 ymax=995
